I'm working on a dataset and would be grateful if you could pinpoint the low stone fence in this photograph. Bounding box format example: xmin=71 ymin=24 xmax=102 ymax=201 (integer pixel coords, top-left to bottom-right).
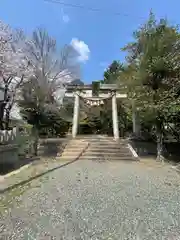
xmin=0 ymin=127 xmax=17 ymax=144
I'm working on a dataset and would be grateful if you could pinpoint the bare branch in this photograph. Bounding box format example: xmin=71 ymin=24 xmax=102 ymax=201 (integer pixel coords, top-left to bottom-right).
xmin=26 ymin=28 xmax=80 ymax=96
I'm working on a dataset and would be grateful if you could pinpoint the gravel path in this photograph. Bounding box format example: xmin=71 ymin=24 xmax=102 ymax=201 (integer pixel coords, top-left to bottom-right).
xmin=1 ymin=159 xmax=180 ymax=239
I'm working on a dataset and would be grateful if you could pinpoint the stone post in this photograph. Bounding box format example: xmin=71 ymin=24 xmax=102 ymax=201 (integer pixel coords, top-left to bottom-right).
xmin=72 ymin=92 xmax=80 ymax=138
xmin=112 ymin=92 xmax=119 ymax=140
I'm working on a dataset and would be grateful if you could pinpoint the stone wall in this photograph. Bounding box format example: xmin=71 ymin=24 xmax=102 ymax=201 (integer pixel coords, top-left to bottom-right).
xmin=130 ymin=140 xmax=180 ymax=162
xmin=0 ymin=144 xmax=19 ymax=165
xmin=129 ymin=140 xmax=156 ymax=157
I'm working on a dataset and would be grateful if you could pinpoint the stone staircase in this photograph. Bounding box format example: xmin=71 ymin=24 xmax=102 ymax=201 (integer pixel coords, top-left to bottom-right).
xmin=79 ymin=136 xmax=138 ymax=161
xmin=57 ymin=139 xmax=89 ymax=161
xmin=58 ymin=136 xmax=138 ymax=161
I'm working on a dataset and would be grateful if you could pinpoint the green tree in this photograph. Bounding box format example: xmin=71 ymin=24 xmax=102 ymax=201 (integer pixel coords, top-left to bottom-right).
xmin=19 ymin=78 xmax=71 ymax=154
xmin=122 ymin=12 xmax=180 ymax=160
xmin=19 ymin=78 xmax=54 ymax=155
xmin=102 ymin=60 xmax=124 ymax=84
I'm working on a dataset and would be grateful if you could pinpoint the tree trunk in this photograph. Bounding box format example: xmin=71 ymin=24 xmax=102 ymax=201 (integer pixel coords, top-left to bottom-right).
xmin=156 ymin=132 xmax=164 ymax=161
xmin=0 ymin=102 xmax=5 ymax=130
xmin=32 ymin=126 xmax=39 ymax=156
xmin=0 ymin=84 xmax=9 ymax=130
xmin=5 ymin=108 xmax=10 ymax=130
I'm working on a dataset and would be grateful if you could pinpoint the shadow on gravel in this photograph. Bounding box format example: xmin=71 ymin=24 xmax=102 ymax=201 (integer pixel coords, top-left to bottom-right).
xmin=0 ymin=157 xmax=40 ymax=176
xmin=0 ymin=142 xmax=89 ymax=194
xmin=0 ymin=158 xmax=78 ymax=194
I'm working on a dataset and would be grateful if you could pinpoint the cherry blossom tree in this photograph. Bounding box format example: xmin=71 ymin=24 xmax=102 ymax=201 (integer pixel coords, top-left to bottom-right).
xmin=0 ymin=20 xmax=80 ymax=138
xmin=0 ymin=20 xmax=32 ymax=129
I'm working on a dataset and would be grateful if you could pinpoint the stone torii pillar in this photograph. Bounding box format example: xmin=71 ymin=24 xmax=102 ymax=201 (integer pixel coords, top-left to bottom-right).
xmin=72 ymin=92 xmax=80 ymax=138
xmin=64 ymin=90 xmax=80 ymax=138
xmin=112 ymin=91 xmax=119 ymax=140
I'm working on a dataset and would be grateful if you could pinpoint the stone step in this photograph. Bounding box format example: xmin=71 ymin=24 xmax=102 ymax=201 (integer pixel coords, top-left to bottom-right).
xmin=88 ymin=147 xmax=128 ymax=151
xmin=91 ymin=143 xmax=127 ymax=146
xmin=83 ymin=154 xmax=133 ymax=159
xmin=82 ymin=151 xmax=132 ymax=156
xmin=90 ymin=141 xmax=126 ymax=144
xmin=86 ymin=149 xmax=130 ymax=153
xmin=60 ymin=156 xmax=134 ymax=161
xmin=56 ymin=140 xmax=89 ymax=160
xmin=61 ymin=148 xmax=132 ymax=156
xmin=38 ymin=145 xmax=62 ymax=150
xmin=87 ymin=138 xmax=126 ymax=141
xmin=65 ymin=145 xmax=87 ymax=149
xmin=63 ymin=144 xmax=88 ymax=149
xmin=66 ymin=143 xmax=87 ymax=147
xmin=63 ymin=147 xmax=130 ymax=153
xmin=61 ymin=150 xmax=86 ymax=157
xmin=61 ymin=144 xmax=87 ymax=151
xmin=79 ymin=155 xmax=135 ymax=161
xmin=77 ymin=140 xmax=125 ymax=143
xmin=90 ymin=142 xmax=127 ymax=147
xmin=55 ymin=157 xmax=76 ymax=161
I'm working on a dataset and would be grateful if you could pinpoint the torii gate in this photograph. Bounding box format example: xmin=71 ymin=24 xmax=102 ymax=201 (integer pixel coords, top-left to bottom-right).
xmin=65 ymin=84 xmax=127 ymax=140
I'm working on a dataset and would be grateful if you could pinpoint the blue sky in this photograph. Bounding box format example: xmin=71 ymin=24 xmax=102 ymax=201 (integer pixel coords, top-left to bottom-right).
xmin=0 ymin=0 xmax=180 ymax=83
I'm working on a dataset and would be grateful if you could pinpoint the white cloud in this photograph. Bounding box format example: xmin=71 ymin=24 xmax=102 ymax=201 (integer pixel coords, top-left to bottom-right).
xmin=70 ymin=38 xmax=90 ymax=62
xmin=61 ymin=8 xmax=70 ymax=23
